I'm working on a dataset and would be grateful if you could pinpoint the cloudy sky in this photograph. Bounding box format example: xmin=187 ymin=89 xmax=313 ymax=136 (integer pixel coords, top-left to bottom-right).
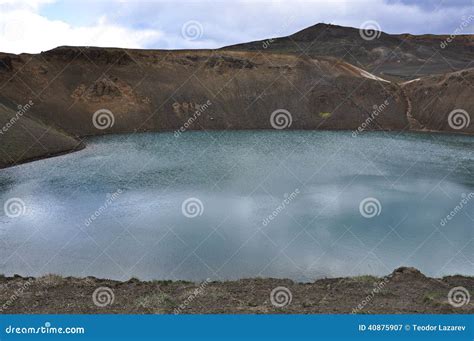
xmin=0 ymin=0 xmax=472 ymax=54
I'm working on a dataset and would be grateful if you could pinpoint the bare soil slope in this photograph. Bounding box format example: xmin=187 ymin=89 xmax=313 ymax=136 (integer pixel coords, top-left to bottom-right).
xmin=225 ymin=23 xmax=474 ymax=80
xmin=0 ymin=102 xmax=82 ymax=168
xmin=403 ymin=68 xmax=474 ymax=134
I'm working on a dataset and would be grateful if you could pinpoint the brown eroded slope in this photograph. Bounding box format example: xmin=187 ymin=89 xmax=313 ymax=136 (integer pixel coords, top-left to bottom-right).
xmin=0 ymin=47 xmax=407 ymax=167
xmin=0 ymin=101 xmax=82 ymax=168
xmin=403 ymin=68 xmax=474 ymax=134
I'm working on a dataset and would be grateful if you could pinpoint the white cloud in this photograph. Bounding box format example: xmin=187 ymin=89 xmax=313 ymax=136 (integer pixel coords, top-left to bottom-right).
xmin=0 ymin=5 xmax=163 ymax=54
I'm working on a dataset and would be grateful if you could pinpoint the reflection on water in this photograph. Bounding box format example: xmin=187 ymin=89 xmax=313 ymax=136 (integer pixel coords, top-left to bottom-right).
xmin=0 ymin=131 xmax=472 ymax=281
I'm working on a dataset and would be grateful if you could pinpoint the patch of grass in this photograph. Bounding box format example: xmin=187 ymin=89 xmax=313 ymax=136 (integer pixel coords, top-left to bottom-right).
xmin=352 ymin=275 xmax=378 ymax=283
xmin=422 ymin=292 xmax=442 ymax=305
xmin=135 ymin=292 xmax=176 ymax=310
xmin=319 ymin=112 xmax=332 ymax=119
xmin=38 ymin=274 xmax=65 ymax=287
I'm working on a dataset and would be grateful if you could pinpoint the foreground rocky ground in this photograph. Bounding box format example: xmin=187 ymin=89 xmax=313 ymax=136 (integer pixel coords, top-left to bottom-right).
xmin=0 ymin=267 xmax=472 ymax=314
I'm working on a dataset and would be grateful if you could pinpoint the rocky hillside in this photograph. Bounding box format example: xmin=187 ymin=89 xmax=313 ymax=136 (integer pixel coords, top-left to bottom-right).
xmin=0 ymin=101 xmax=82 ymax=168
xmin=225 ymin=23 xmax=474 ymax=81
xmin=402 ymin=68 xmax=474 ymax=134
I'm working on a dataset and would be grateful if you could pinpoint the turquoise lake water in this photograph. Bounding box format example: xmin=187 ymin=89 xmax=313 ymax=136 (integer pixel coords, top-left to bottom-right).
xmin=0 ymin=131 xmax=472 ymax=281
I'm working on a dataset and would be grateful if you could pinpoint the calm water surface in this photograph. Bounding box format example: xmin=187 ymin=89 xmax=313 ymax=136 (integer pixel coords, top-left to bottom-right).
xmin=0 ymin=131 xmax=472 ymax=281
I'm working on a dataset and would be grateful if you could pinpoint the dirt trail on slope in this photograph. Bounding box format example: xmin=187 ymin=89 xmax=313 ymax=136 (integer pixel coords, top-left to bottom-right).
xmin=399 ymin=84 xmax=425 ymax=130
